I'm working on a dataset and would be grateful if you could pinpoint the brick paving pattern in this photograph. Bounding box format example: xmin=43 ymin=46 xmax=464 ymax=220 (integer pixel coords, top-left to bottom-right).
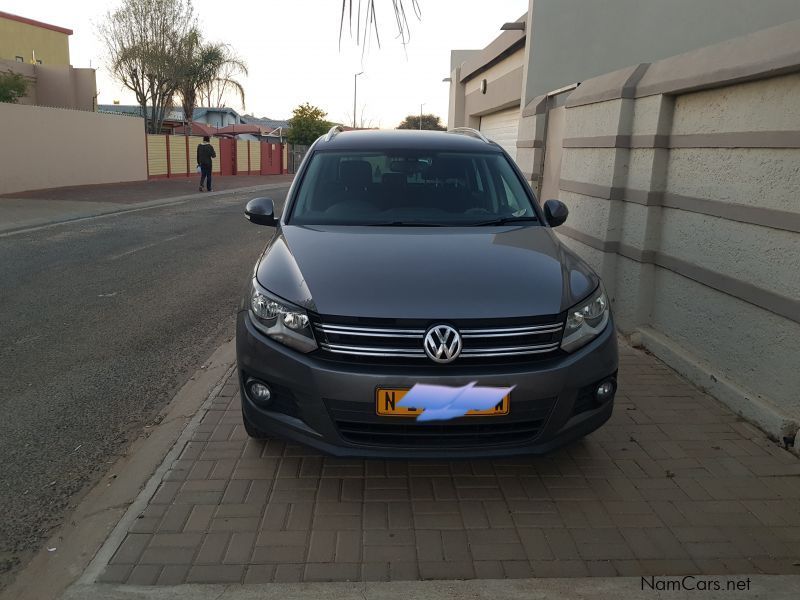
xmin=98 ymin=341 xmax=800 ymax=584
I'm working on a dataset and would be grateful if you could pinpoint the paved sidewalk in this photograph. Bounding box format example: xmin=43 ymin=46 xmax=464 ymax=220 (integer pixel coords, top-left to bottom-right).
xmin=0 ymin=175 xmax=295 ymax=203
xmin=62 ymin=575 xmax=800 ymax=600
xmin=0 ymin=175 xmax=293 ymax=235
xmin=93 ymin=341 xmax=800 ymax=585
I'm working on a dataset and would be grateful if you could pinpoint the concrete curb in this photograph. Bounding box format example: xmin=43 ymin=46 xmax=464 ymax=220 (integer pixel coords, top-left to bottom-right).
xmin=0 ymin=340 xmax=237 ymax=600
xmin=635 ymin=325 xmax=799 ymax=447
xmin=60 ymin=575 xmax=800 ymax=600
xmin=0 ymin=182 xmax=291 ymax=238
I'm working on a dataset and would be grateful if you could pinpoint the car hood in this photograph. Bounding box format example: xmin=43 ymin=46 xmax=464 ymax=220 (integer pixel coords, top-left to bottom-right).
xmin=255 ymin=225 xmax=599 ymax=319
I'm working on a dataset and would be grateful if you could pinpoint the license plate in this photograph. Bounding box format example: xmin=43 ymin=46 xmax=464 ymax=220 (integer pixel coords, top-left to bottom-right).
xmin=375 ymin=387 xmax=510 ymax=417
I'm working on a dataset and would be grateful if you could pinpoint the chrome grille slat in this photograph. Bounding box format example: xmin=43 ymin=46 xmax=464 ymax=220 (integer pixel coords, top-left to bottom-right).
xmin=320 ymin=345 xmax=426 ymax=358
xmin=461 ymin=343 xmax=561 ymax=357
xmin=317 ymin=324 xmax=425 ymax=335
xmin=321 ymin=342 xmax=425 ymax=355
xmin=461 ymin=343 xmax=561 ymax=353
xmin=315 ymin=326 xmax=422 ymax=338
xmin=461 ymin=326 xmax=562 ymax=338
xmin=460 ymin=324 xmax=563 ymax=335
xmin=314 ymin=316 xmax=564 ymax=361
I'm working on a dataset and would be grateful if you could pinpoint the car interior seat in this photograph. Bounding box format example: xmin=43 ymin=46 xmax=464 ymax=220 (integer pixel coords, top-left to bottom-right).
xmin=427 ymin=157 xmax=472 ymax=213
xmin=379 ymin=172 xmax=408 ymax=210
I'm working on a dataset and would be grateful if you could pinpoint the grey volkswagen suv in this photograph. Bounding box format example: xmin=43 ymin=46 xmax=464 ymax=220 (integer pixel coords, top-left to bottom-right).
xmin=236 ymin=127 xmax=618 ymax=457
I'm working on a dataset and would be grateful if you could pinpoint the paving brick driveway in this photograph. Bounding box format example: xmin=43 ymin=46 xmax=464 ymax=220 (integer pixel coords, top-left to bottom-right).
xmin=97 ymin=340 xmax=800 ymax=585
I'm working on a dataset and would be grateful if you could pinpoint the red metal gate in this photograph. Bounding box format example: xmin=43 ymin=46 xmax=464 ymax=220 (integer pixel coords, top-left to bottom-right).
xmin=219 ymin=139 xmax=236 ymax=176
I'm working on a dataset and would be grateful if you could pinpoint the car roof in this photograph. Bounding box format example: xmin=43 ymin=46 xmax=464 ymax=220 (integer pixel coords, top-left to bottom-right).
xmin=313 ymin=129 xmax=504 ymax=152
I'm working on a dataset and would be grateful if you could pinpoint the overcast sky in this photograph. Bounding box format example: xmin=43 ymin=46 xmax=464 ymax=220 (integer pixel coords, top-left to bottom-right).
xmin=4 ymin=0 xmax=528 ymax=127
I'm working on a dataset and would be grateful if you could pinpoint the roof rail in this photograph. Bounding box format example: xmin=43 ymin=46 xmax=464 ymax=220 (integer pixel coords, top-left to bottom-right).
xmin=447 ymin=127 xmax=491 ymax=144
xmin=324 ymin=125 xmax=345 ymax=141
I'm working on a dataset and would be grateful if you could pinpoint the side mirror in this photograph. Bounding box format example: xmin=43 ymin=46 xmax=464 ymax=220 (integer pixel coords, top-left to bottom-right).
xmin=245 ymin=197 xmax=276 ymax=226
xmin=543 ymin=199 xmax=569 ymax=227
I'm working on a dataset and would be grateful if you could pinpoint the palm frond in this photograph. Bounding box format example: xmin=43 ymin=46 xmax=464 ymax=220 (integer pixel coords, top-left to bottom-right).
xmin=175 ymin=37 xmax=248 ymax=114
xmin=339 ymin=0 xmax=421 ymax=51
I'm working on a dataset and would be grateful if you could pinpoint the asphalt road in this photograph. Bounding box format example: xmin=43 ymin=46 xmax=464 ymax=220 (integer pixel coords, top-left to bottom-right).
xmin=0 ymin=187 xmax=289 ymax=586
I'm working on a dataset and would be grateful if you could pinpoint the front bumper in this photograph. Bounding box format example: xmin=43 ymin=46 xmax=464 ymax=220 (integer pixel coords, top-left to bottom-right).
xmin=236 ymin=311 xmax=619 ymax=458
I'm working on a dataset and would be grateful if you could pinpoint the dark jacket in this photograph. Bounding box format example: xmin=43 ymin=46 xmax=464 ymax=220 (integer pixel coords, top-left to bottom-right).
xmin=197 ymin=142 xmax=216 ymax=167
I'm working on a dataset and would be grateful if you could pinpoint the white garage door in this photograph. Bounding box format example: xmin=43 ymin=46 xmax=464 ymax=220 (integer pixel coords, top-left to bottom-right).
xmin=479 ymin=107 xmax=519 ymax=161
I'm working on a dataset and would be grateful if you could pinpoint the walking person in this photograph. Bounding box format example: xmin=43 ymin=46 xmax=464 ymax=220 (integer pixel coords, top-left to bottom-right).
xmin=197 ymin=136 xmax=216 ymax=192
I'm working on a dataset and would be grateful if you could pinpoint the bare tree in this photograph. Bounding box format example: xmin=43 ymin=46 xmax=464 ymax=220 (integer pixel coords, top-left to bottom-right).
xmin=98 ymin=0 xmax=196 ymax=133
xmin=339 ymin=0 xmax=422 ymax=53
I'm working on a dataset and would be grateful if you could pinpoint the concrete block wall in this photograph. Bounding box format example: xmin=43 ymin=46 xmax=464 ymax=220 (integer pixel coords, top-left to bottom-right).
xmin=515 ymin=100 xmax=545 ymax=189
xmin=525 ymin=20 xmax=800 ymax=443
xmin=0 ymin=103 xmax=147 ymax=195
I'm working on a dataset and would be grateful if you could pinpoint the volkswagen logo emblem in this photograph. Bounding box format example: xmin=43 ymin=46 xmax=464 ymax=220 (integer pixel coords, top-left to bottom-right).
xmin=423 ymin=324 xmax=462 ymax=364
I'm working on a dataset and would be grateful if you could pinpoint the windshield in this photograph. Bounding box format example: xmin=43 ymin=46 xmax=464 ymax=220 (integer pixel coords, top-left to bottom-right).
xmin=288 ymin=150 xmax=539 ymax=226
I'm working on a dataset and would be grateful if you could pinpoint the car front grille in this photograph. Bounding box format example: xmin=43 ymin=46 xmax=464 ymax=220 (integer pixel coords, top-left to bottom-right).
xmin=312 ymin=314 xmax=565 ymax=365
xmin=326 ymin=397 xmax=556 ymax=448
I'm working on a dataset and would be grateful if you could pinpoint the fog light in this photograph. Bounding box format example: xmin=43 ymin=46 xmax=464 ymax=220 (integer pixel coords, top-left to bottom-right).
xmin=248 ymin=380 xmax=272 ymax=403
xmin=596 ymin=380 xmax=615 ymax=403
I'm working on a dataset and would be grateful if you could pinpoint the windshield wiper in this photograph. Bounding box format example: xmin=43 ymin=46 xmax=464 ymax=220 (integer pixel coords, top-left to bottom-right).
xmin=469 ymin=216 xmax=539 ymax=226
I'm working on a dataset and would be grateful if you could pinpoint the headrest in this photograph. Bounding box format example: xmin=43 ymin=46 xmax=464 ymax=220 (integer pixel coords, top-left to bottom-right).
xmin=429 ymin=157 xmax=467 ymax=181
xmin=381 ymin=172 xmax=407 ymax=187
xmin=340 ymin=160 xmax=372 ymax=187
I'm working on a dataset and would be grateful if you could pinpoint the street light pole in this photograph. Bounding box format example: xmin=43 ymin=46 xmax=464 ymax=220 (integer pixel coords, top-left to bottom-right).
xmin=353 ymin=72 xmax=364 ymax=129
xmin=419 ymin=102 xmax=425 ymax=130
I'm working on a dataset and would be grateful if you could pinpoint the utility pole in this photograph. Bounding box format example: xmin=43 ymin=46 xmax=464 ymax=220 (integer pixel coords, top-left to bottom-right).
xmin=353 ymin=72 xmax=364 ymax=129
xmin=419 ymin=103 xmax=425 ymax=130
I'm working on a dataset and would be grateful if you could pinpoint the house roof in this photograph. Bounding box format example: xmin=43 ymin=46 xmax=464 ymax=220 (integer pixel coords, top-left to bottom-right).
xmin=98 ymin=105 xmax=185 ymax=122
xmin=0 ymin=10 xmax=73 ymax=35
xmin=97 ymin=105 xmax=245 ymax=123
xmin=191 ymin=106 xmax=244 ymax=121
xmin=240 ymin=115 xmax=290 ymax=131
xmin=458 ymin=12 xmax=527 ymax=82
xmin=216 ymin=124 xmax=263 ymax=136
xmin=97 ymin=105 xmax=291 ymax=136
xmin=172 ymin=122 xmax=217 ymax=136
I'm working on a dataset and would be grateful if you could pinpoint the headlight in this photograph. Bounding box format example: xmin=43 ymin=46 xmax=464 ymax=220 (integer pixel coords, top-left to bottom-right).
xmin=561 ymin=285 xmax=609 ymax=352
xmin=249 ymin=280 xmax=317 ymax=353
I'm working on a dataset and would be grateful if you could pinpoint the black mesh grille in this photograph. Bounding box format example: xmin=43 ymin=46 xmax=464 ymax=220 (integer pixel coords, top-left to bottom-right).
xmin=572 ymin=387 xmax=598 ymax=416
xmin=572 ymin=373 xmax=617 ymax=416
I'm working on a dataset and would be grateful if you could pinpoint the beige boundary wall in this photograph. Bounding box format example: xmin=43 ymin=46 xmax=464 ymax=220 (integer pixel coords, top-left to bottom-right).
xmin=0 ymin=103 xmax=147 ymax=195
xmin=516 ymin=20 xmax=800 ymax=444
